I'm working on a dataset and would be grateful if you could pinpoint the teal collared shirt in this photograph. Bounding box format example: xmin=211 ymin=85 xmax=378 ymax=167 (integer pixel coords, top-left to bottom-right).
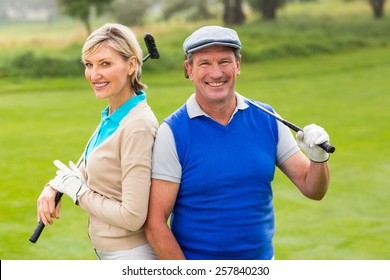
xmin=85 ymin=91 xmax=146 ymax=161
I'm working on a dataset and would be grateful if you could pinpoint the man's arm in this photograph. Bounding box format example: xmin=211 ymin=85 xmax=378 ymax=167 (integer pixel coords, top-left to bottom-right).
xmin=279 ymin=151 xmax=329 ymax=200
xmin=144 ymin=178 xmax=186 ymax=259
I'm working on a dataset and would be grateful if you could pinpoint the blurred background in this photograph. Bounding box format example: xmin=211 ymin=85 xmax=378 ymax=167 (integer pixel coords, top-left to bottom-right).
xmin=0 ymin=0 xmax=389 ymax=260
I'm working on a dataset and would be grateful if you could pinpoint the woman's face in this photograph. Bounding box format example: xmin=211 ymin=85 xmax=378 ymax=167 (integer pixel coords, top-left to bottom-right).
xmin=83 ymin=45 xmax=135 ymax=101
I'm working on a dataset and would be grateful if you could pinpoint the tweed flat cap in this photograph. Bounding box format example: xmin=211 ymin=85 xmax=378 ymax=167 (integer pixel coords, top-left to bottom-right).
xmin=183 ymin=25 xmax=242 ymax=54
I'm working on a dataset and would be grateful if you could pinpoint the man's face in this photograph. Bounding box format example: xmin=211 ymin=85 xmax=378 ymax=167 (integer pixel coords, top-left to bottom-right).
xmin=185 ymin=45 xmax=241 ymax=106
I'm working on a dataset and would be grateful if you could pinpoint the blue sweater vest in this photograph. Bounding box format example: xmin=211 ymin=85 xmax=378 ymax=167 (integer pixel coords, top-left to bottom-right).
xmin=165 ymin=100 xmax=279 ymax=259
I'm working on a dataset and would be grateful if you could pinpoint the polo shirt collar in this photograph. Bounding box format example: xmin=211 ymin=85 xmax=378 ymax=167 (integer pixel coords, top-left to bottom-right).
xmin=101 ymin=91 xmax=146 ymax=124
xmin=186 ymin=92 xmax=249 ymax=119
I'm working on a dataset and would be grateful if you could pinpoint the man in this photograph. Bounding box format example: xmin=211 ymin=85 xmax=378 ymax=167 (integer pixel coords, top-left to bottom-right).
xmin=145 ymin=25 xmax=331 ymax=260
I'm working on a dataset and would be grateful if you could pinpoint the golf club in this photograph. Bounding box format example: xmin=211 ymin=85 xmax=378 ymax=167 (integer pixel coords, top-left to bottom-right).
xmin=29 ymin=33 xmax=160 ymax=244
xmin=245 ymin=98 xmax=335 ymax=153
xmin=143 ymin=33 xmax=160 ymax=62
xmin=29 ymin=156 xmax=83 ymax=243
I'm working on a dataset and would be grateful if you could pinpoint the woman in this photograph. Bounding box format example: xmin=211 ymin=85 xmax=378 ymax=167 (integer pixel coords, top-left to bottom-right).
xmin=36 ymin=23 xmax=158 ymax=260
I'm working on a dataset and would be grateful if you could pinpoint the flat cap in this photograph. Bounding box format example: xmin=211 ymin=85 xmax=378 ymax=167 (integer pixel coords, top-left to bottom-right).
xmin=183 ymin=25 xmax=242 ymax=55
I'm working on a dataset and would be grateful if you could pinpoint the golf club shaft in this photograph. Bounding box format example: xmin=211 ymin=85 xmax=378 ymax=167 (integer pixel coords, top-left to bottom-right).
xmin=246 ymin=99 xmax=335 ymax=153
xmin=143 ymin=53 xmax=151 ymax=62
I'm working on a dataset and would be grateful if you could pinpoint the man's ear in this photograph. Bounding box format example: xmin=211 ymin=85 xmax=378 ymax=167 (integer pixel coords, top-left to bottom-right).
xmin=184 ymin=60 xmax=193 ymax=79
xmin=236 ymin=57 xmax=241 ymax=76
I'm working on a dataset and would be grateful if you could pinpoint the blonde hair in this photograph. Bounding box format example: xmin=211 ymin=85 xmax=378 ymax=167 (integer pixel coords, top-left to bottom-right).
xmin=82 ymin=23 xmax=146 ymax=91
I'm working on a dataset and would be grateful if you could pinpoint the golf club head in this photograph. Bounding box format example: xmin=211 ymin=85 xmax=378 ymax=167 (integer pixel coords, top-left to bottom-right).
xmin=144 ymin=33 xmax=159 ymax=60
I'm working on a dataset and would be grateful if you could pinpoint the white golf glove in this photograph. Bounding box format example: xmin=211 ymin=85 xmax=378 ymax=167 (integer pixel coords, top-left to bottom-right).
xmin=51 ymin=160 xmax=88 ymax=205
xmin=47 ymin=175 xmax=61 ymax=190
xmin=296 ymin=124 xmax=330 ymax=163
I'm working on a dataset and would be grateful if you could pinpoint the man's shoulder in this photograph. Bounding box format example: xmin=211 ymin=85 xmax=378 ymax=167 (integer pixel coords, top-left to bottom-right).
xmin=164 ymin=103 xmax=188 ymax=124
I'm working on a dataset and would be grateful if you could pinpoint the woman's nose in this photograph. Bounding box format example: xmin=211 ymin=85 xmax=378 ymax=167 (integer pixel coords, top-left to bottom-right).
xmin=90 ymin=68 xmax=102 ymax=80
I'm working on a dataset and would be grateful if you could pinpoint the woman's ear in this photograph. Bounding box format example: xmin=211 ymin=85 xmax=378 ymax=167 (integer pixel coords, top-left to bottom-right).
xmin=128 ymin=56 xmax=137 ymax=76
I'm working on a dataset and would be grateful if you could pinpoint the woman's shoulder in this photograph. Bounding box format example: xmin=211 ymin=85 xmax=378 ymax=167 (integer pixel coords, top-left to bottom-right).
xmin=122 ymin=101 xmax=158 ymax=132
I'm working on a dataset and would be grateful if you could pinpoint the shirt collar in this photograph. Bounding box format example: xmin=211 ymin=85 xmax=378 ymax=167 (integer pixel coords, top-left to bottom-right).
xmin=186 ymin=92 xmax=249 ymax=119
xmin=101 ymin=91 xmax=146 ymax=124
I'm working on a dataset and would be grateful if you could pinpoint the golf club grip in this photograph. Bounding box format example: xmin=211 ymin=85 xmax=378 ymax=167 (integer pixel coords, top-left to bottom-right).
xmin=29 ymin=191 xmax=63 ymax=243
xmin=282 ymin=120 xmax=335 ymax=153
xmin=318 ymin=141 xmax=336 ymax=153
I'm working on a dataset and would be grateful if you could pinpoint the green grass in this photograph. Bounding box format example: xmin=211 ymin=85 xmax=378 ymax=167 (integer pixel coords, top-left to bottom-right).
xmin=0 ymin=0 xmax=389 ymax=260
xmin=1 ymin=46 xmax=389 ymax=260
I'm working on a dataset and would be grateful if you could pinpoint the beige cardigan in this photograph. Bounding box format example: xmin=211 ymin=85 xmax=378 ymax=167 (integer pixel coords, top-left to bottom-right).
xmin=78 ymin=100 xmax=158 ymax=251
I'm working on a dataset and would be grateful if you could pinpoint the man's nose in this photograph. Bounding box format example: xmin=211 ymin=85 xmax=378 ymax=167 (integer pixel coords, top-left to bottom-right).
xmin=209 ymin=64 xmax=224 ymax=78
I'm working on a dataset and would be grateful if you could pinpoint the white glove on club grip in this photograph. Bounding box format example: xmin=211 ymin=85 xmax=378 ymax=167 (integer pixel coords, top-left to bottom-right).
xmin=296 ymin=124 xmax=330 ymax=163
xmin=51 ymin=160 xmax=88 ymax=204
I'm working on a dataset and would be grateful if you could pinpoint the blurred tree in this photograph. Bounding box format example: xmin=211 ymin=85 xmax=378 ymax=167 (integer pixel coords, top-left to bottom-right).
xmin=57 ymin=0 xmax=113 ymax=34
xmin=0 ymin=0 xmax=57 ymax=23
xmin=223 ymin=0 xmax=245 ymax=24
xmin=0 ymin=5 xmax=6 ymax=22
xmin=161 ymin=0 xmax=248 ymax=23
xmin=248 ymin=0 xmax=286 ymax=20
xmin=108 ymin=0 xmax=154 ymax=26
xmin=161 ymin=0 xmax=215 ymax=21
xmin=369 ymin=0 xmax=386 ymax=18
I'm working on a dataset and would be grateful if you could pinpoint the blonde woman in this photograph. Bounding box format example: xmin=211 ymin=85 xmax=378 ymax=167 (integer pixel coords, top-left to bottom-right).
xmin=36 ymin=23 xmax=158 ymax=260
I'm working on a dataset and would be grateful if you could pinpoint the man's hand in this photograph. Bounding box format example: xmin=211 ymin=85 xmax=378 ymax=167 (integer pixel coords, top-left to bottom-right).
xmin=296 ymin=124 xmax=330 ymax=163
xmin=51 ymin=160 xmax=88 ymax=204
